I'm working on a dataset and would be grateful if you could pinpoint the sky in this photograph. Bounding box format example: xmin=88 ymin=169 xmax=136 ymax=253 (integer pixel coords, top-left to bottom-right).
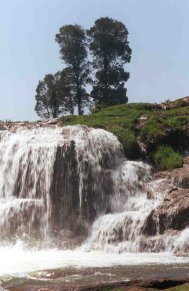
xmin=0 ymin=0 xmax=189 ymax=120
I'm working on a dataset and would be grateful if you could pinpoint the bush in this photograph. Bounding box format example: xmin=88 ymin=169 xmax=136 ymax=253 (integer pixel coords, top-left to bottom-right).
xmin=140 ymin=117 xmax=165 ymax=146
xmin=111 ymin=126 xmax=140 ymax=159
xmin=152 ymin=145 xmax=183 ymax=171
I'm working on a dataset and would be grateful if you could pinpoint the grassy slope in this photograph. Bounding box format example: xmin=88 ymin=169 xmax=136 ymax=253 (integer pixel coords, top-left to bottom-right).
xmin=63 ymin=103 xmax=189 ymax=171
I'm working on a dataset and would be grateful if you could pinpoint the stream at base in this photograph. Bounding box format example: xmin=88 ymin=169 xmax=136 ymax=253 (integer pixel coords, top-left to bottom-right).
xmin=0 ymin=246 xmax=189 ymax=276
xmin=0 ymin=246 xmax=189 ymax=290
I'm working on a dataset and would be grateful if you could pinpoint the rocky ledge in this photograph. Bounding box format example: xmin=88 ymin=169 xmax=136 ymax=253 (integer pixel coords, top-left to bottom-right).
xmin=0 ymin=118 xmax=62 ymax=131
xmin=143 ymin=157 xmax=189 ymax=242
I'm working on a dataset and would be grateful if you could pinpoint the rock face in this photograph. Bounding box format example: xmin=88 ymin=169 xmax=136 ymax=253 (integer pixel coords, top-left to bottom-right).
xmin=143 ymin=188 xmax=189 ymax=236
xmin=143 ymin=159 xmax=189 ymax=237
xmin=169 ymin=163 xmax=189 ymax=189
xmin=0 ymin=118 xmax=62 ymax=131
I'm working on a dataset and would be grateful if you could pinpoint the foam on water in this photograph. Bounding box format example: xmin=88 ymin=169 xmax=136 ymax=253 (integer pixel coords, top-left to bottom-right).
xmin=0 ymin=242 xmax=188 ymax=277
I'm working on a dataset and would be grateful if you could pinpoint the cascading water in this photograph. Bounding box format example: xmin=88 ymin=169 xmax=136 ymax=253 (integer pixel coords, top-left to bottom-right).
xmin=0 ymin=125 xmax=124 ymax=246
xmin=81 ymin=162 xmax=164 ymax=253
xmin=0 ymin=124 xmax=189 ymax=279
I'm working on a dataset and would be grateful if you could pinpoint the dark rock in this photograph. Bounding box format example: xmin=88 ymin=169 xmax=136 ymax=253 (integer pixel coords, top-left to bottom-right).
xmin=49 ymin=141 xmax=82 ymax=235
xmin=57 ymin=229 xmax=75 ymax=240
xmin=167 ymin=187 xmax=178 ymax=194
xmin=146 ymin=189 xmax=154 ymax=200
xmin=56 ymin=230 xmax=85 ymax=249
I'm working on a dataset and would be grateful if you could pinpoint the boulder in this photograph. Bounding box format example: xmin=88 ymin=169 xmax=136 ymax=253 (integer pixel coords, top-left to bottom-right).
xmin=143 ymin=188 xmax=189 ymax=236
xmin=168 ymin=164 xmax=189 ymax=189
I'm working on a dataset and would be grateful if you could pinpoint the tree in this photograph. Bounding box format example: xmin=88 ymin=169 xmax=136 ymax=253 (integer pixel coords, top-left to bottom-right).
xmin=87 ymin=17 xmax=131 ymax=106
xmin=56 ymin=68 xmax=76 ymax=115
xmin=35 ymin=70 xmax=77 ymax=118
xmin=35 ymin=74 xmax=61 ymax=118
xmin=55 ymin=24 xmax=90 ymax=115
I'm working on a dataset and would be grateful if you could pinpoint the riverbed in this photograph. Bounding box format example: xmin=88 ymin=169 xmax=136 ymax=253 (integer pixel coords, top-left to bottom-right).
xmin=1 ymin=248 xmax=189 ymax=290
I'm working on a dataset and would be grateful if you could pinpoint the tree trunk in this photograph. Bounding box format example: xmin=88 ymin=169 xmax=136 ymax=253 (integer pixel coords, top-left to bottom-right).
xmin=77 ymin=93 xmax=82 ymax=116
xmin=52 ymin=93 xmax=59 ymax=118
xmin=76 ymin=78 xmax=83 ymax=116
xmin=103 ymin=55 xmax=108 ymax=104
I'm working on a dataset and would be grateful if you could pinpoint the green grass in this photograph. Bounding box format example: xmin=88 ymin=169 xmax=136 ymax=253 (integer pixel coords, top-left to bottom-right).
xmin=140 ymin=117 xmax=165 ymax=146
xmin=63 ymin=103 xmax=150 ymax=159
xmin=63 ymin=103 xmax=189 ymax=170
xmin=152 ymin=145 xmax=183 ymax=171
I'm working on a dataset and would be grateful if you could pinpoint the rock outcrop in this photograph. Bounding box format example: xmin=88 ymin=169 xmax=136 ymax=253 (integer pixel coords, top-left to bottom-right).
xmin=143 ymin=158 xmax=189 ymax=237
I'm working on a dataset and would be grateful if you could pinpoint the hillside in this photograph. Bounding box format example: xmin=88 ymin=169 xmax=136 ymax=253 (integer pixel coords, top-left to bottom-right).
xmin=63 ymin=98 xmax=189 ymax=171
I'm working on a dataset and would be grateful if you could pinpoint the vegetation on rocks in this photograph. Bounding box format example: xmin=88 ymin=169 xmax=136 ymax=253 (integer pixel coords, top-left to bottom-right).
xmin=151 ymin=145 xmax=183 ymax=171
xmin=63 ymin=99 xmax=189 ymax=170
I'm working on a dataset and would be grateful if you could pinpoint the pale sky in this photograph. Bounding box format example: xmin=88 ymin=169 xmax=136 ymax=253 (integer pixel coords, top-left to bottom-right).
xmin=0 ymin=0 xmax=189 ymax=120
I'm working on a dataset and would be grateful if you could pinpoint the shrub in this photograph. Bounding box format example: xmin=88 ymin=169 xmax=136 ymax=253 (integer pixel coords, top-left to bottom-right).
xmin=152 ymin=145 xmax=183 ymax=171
xmin=140 ymin=117 xmax=165 ymax=146
xmin=111 ymin=126 xmax=140 ymax=159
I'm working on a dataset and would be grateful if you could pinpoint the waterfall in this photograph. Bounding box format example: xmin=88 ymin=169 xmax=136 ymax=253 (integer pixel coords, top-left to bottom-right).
xmin=0 ymin=124 xmax=188 ymax=254
xmin=0 ymin=125 xmax=123 ymax=246
xmin=81 ymin=162 xmax=164 ymax=252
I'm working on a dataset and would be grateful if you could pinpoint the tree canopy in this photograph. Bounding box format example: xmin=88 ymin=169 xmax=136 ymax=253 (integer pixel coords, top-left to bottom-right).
xmin=35 ymin=74 xmax=61 ymax=118
xmin=55 ymin=24 xmax=90 ymax=115
xmin=35 ymin=70 xmax=78 ymax=118
xmin=35 ymin=18 xmax=132 ymax=118
xmin=87 ymin=17 xmax=131 ymax=106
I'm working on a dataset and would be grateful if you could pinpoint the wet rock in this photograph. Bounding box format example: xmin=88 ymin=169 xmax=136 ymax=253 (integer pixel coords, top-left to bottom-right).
xmin=146 ymin=189 xmax=154 ymax=200
xmin=167 ymin=187 xmax=178 ymax=194
xmin=143 ymin=161 xmax=189 ymax=236
xmin=170 ymin=165 xmax=189 ymax=189
xmin=55 ymin=229 xmax=85 ymax=249
xmin=57 ymin=229 xmax=75 ymax=240
xmin=183 ymin=156 xmax=189 ymax=165
xmin=0 ymin=118 xmax=62 ymax=131
xmin=143 ymin=188 xmax=189 ymax=236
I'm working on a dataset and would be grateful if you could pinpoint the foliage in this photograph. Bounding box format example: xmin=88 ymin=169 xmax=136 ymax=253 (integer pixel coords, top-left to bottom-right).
xmin=56 ymin=68 xmax=76 ymax=115
xmin=35 ymin=69 xmax=79 ymax=118
xmin=63 ymin=102 xmax=189 ymax=170
xmin=111 ymin=126 xmax=140 ymax=158
xmin=141 ymin=106 xmax=189 ymax=151
xmin=63 ymin=103 xmax=146 ymax=158
xmin=35 ymin=74 xmax=62 ymax=118
xmin=87 ymin=17 xmax=131 ymax=106
xmin=55 ymin=24 xmax=90 ymax=115
xmin=140 ymin=117 xmax=165 ymax=147
xmin=152 ymin=145 xmax=183 ymax=171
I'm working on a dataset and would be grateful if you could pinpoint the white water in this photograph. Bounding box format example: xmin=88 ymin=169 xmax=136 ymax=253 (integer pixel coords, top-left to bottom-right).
xmin=0 ymin=125 xmax=188 ymax=277
xmin=0 ymin=243 xmax=188 ymax=277
xmin=0 ymin=125 xmax=122 ymax=245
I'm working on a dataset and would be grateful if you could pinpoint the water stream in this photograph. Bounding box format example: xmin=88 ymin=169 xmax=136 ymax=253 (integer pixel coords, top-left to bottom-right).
xmin=0 ymin=125 xmax=188 ymax=283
